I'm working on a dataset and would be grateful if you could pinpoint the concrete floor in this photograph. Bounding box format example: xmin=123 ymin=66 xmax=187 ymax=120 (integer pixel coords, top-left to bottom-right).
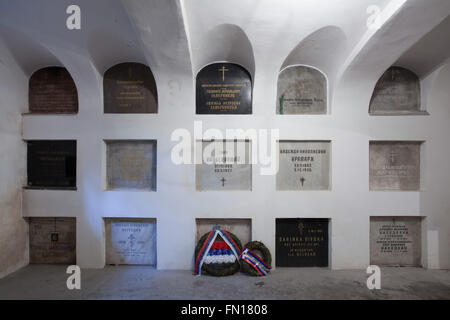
xmin=0 ymin=265 xmax=449 ymax=299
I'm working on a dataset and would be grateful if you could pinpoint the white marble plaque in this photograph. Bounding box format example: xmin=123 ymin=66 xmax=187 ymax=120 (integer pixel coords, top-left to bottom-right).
xmin=370 ymin=217 xmax=422 ymax=266
xmin=277 ymin=141 xmax=331 ymax=190
xmin=195 ymin=218 xmax=251 ymax=245
xmin=276 ymin=66 xmax=327 ymax=114
xmin=196 ymin=140 xmax=251 ymax=191
xmin=105 ymin=218 xmax=156 ymax=265
xmin=370 ymin=141 xmax=421 ymax=191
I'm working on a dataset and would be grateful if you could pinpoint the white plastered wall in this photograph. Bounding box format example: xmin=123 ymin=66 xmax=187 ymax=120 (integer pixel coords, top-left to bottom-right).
xmin=0 ymin=0 xmax=449 ymax=275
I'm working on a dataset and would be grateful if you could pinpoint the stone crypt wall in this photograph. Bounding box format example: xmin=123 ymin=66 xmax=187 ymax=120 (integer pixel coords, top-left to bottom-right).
xmin=0 ymin=0 xmax=450 ymax=277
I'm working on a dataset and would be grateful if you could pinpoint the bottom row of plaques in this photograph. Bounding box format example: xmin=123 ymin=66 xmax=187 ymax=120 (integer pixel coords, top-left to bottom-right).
xmin=28 ymin=216 xmax=422 ymax=268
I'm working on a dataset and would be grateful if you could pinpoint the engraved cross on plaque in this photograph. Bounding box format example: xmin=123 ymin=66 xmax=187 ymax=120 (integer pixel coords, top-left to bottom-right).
xmin=219 ymin=66 xmax=229 ymax=81
xmin=389 ymin=149 xmax=397 ymax=165
xmin=128 ymin=234 xmax=136 ymax=248
xmin=220 ymin=177 xmax=226 ymax=187
xmin=300 ymin=177 xmax=306 ymax=187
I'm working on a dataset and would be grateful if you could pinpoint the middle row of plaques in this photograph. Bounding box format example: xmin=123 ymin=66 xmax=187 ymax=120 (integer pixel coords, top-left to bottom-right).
xmin=25 ymin=140 xmax=422 ymax=192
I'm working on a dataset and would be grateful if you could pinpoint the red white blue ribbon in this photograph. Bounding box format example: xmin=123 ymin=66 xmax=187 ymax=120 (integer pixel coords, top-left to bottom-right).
xmin=239 ymin=248 xmax=272 ymax=276
xmin=194 ymin=229 xmax=242 ymax=276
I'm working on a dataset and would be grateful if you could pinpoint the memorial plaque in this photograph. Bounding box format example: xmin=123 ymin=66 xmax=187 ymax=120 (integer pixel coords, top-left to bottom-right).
xmin=196 ymin=140 xmax=251 ymax=191
xmin=29 ymin=67 xmax=78 ymax=114
xmin=277 ymin=141 xmax=331 ymax=190
xmin=370 ymin=141 xmax=421 ymax=191
xmin=104 ymin=62 xmax=157 ymax=113
xmin=196 ymin=63 xmax=252 ymax=114
xmin=195 ymin=218 xmax=251 ymax=245
xmin=276 ymin=218 xmax=329 ymax=267
xmin=276 ymin=66 xmax=327 ymax=114
xmin=27 ymin=140 xmax=76 ymax=189
xmin=106 ymin=140 xmax=156 ymax=191
xmin=105 ymin=218 xmax=156 ymax=266
xmin=370 ymin=217 xmax=421 ymax=266
xmin=29 ymin=217 xmax=76 ymax=264
xmin=369 ymin=66 xmax=424 ymax=115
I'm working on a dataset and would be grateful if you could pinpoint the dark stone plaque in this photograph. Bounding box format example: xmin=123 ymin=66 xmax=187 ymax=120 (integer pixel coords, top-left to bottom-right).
xmin=29 ymin=67 xmax=78 ymax=114
xmin=276 ymin=218 xmax=328 ymax=267
xmin=196 ymin=63 xmax=252 ymax=114
xmin=27 ymin=140 xmax=76 ymax=189
xmin=104 ymin=62 xmax=157 ymax=113
xmin=369 ymin=66 xmax=424 ymax=115
xmin=277 ymin=66 xmax=327 ymax=114
xmin=106 ymin=140 xmax=156 ymax=191
xmin=29 ymin=217 xmax=76 ymax=264
xmin=370 ymin=217 xmax=421 ymax=266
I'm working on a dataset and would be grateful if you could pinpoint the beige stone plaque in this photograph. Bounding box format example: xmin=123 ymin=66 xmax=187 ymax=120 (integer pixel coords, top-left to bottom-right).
xmin=370 ymin=216 xmax=422 ymax=266
xmin=195 ymin=218 xmax=251 ymax=246
xmin=370 ymin=141 xmax=421 ymax=191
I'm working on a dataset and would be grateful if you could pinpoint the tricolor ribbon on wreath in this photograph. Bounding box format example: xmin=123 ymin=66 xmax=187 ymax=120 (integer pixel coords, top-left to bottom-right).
xmin=239 ymin=248 xmax=272 ymax=276
xmin=193 ymin=229 xmax=242 ymax=276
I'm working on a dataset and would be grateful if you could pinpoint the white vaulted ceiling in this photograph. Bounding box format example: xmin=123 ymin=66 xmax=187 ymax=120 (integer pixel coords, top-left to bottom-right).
xmin=0 ymin=0 xmax=449 ymax=93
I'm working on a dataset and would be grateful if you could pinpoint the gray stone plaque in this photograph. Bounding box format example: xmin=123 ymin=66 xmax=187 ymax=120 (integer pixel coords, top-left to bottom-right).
xmin=196 ymin=140 xmax=251 ymax=191
xmin=106 ymin=140 xmax=156 ymax=191
xmin=369 ymin=66 xmax=425 ymax=115
xmin=277 ymin=141 xmax=331 ymax=190
xmin=276 ymin=66 xmax=327 ymax=114
xmin=105 ymin=218 xmax=156 ymax=266
xmin=29 ymin=217 xmax=76 ymax=264
xmin=370 ymin=141 xmax=421 ymax=191
xmin=370 ymin=216 xmax=422 ymax=266
xmin=195 ymin=218 xmax=251 ymax=245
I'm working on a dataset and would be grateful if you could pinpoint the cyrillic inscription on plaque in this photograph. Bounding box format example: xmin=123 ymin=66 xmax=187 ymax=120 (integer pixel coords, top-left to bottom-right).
xmin=276 ymin=66 xmax=327 ymax=114
xmin=276 ymin=218 xmax=329 ymax=267
xmin=369 ymin=66 xmax=423 ymax=115
xmin=27 ymin=140 xmax=76 ymax=189
xmin=29 ymin=217 xmax=76 ymax=264
xmin=106 ymin=140 xmax=156 ymax=191
xmin=104 ymin=62 xmax=157 ymax=113
xmin=196 ymin=140 xmax=251 ymax=191
xmin=370 ymin=141 xmax=421 ymax=191
xmin=196 ymin=63 xmax=252 ymax=114
xmin=195 ymin=218 xmax=251 ymax=245
xmin=105 ymin=218 xmax=156 ymax=265
xmin=277 ymin=141 xmax=331 ymax=190
xmin=370 ymin=217 xmax=421 ymax=266
xmin=29 ymin=67 xmax=78 ymax=114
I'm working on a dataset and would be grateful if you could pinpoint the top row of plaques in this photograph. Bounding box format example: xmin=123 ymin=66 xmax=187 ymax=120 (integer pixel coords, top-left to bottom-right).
xmin=28 ymin=63 xmax=425 ymax=115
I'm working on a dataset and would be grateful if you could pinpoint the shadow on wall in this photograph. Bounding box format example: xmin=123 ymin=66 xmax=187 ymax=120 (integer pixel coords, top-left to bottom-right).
xmin=0 ymin=25 xmax=62 ymax=76
xmin=279 ymin=26 xmax=347 ymax=113
xmin=194 ymin=23 xmax=255 ymax=82
xmin=87 ymin=28 xmax=147 ymax=75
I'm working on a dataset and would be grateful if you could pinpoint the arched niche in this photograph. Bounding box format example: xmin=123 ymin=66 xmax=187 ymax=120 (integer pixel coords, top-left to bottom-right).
xmin=276 ymin=66 xmax=327 ymax=114
xmin=196 ymin=62 xmax=252 ymax=114
xmin=28 ymin=67 xmax=78 ymax=114
xmin=369 ymin=66 xmax=426 ymax=115
xmin=103 ymin=62 xmax=157 ymax=114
